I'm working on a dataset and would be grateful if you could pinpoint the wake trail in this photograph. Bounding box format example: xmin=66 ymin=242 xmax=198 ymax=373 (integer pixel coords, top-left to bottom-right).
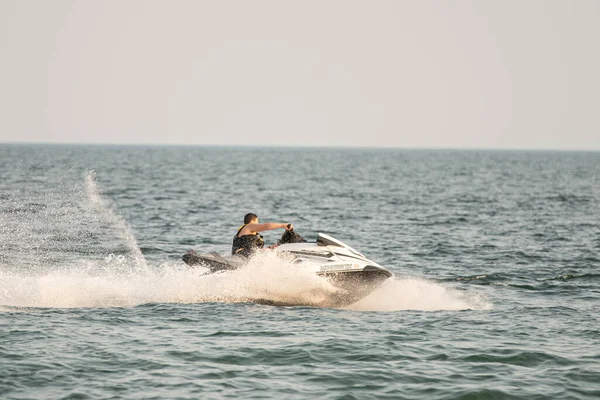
xmin=0 ymin=253 xmax=341 ymax=309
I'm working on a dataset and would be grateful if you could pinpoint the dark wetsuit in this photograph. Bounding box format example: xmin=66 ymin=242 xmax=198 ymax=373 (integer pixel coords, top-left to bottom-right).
xmin=232 ymin=224 xmax=264 ymax=258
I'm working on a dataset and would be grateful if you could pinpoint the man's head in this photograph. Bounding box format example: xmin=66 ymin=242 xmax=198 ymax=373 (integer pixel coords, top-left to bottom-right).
xmin=244 ymin=213 xmax=258 ymax=224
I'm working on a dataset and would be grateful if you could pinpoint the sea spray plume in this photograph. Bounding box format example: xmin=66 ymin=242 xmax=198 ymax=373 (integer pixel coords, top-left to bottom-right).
xmin=84 ymin=170 xmax=148 ymax=272
xmin=0 ymin=253 xmax=341 ymax=308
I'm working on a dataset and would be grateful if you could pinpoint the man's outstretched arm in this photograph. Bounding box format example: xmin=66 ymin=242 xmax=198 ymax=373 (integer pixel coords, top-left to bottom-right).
xmin=243 ymin=222 xmax=293 ymax=233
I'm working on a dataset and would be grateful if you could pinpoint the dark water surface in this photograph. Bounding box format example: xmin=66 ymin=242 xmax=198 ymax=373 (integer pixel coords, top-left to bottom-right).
xmin=1 ymin=144 xmax=599 ymax=399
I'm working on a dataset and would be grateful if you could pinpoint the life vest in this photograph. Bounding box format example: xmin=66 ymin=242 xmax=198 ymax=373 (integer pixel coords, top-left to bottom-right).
xmin=231 ymin=224 xmax=264 ymax=257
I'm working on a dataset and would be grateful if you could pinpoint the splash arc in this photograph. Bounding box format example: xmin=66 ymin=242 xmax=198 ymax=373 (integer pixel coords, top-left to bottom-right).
xmin=84 ymin=170 xmax=148 ymax=272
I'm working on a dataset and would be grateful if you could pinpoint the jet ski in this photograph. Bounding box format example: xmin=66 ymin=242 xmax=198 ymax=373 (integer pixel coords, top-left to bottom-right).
xmin=182 ymin=229 xmax=393 ymax=306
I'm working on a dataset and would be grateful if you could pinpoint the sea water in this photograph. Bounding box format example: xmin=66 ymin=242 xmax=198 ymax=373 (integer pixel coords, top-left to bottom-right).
xmin=0 ymin=144 xmax=599 ymax=399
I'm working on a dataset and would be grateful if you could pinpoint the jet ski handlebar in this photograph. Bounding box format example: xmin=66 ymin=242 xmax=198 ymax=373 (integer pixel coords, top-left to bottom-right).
xmin=278 ymin=227 xmax=307 ymax=244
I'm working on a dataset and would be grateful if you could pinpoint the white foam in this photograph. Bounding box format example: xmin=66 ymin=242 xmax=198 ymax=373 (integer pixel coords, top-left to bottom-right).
xmin=346 ymin=276 xmax=492 ymax=311
xmin=0 ymin=253 xmax=491 ymax=311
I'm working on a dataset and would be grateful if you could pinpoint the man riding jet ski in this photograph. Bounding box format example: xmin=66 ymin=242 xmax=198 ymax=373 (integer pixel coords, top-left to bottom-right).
xmin=182 ymin=214 xmax=393 ymax=306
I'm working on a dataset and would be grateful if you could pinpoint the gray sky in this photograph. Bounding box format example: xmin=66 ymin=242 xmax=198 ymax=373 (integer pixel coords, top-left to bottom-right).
xmin=0 ymin=0 xmax=598 ymax=149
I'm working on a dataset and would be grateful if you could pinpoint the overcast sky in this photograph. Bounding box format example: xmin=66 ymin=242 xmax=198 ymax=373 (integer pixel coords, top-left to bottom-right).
xmin=0 ymin=1 xmax=598 ymax=149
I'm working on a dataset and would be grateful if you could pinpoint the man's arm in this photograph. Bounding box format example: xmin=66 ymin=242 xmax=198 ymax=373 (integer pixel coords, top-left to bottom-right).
xmin=241 ymin=222 xmax=292 ymax=234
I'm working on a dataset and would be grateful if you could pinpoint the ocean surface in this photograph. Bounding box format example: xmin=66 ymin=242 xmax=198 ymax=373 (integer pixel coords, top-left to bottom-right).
xmin=0 ymin=144 xmax=599 ymax=399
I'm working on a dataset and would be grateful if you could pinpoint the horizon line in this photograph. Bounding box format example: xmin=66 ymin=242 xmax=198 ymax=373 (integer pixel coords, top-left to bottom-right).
xmin=0 ymin=141 xmax=599 ymax=152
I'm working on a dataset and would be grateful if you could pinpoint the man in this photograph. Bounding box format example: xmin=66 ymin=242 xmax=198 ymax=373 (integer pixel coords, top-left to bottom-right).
xmin=232 ymin=213 xmax=294 ymax=257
